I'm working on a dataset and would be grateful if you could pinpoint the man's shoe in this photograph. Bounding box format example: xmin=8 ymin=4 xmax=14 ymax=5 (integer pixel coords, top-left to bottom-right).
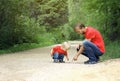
xmin=96 ymin=56 xmax=100 ymax=62
xmin=84 ymin=60 xmax=97 ymax=64
xmin=97 ymin=58 xmax=100 ymax=62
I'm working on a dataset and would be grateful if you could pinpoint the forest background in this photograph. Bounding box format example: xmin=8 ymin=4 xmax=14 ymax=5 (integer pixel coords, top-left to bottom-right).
xmin=0 ymin=0 xmax=120 ymax=60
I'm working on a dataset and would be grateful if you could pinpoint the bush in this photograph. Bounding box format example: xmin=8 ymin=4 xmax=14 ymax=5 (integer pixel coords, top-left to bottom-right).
xmin=60 ymin=23 xmax=83 ymax=40
xmin=0 ymin=0 xmax=68 ymax=49
xmin=38 ymin=33 xmax=55 ymax=46
xmin=101 ymin=41 xmax=120 ymax=60
xmin=16 ymin=16 xmax=46 ymax=43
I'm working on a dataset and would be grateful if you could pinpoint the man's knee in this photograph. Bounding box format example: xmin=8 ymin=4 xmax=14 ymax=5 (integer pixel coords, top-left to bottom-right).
xmin=83 ymin=40 xmax=90 ymax=46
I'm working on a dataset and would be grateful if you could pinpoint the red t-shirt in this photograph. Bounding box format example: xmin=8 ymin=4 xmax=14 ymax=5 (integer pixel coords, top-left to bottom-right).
xmin=51 ymin=46 xmax=67 ymax=56
xmin=85 ymin=27 xmax=105 ymax=53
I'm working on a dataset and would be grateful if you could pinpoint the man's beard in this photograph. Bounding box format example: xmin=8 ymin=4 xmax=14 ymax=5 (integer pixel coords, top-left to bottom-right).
xmin=82 ymin=32 xmax=85 ymax=35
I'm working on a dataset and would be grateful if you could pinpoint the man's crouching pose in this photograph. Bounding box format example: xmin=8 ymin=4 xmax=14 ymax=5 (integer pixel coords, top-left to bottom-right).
xmin=73 ymin=23 xmax=105 ymax=64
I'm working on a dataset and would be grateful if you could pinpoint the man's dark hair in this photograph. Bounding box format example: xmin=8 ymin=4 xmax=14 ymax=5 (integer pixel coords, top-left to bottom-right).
xmin=75 ymin=23 xmax=85 ymax=29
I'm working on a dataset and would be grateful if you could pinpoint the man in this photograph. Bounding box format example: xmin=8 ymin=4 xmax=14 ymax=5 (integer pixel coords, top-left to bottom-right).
xmin=73 ymin=23 xmax=105 ymax=64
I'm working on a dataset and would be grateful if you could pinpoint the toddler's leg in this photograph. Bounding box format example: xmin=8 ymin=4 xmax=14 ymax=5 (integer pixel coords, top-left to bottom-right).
xmin=53 ymin=52 xmax=59 ymax=63
xmin=58 ymin=54 xmax=65 ymax=63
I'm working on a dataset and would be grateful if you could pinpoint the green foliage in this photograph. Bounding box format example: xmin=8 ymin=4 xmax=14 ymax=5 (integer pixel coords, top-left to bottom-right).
xmin=30 ymin=0 xmax=68 ymax=27
xmin=0 ymin=0 xmax=19 ymax=49
xmin=68 ymin=0 xmax=120 ymax=41
xmin=16 ymin=16 xmax=45 ymax=43
xmin=68 ymin=0 xmax=120 ymax=60
xmin=0 ymin=43 xmax=48 ymax=54
xmin=0 ymin=0 xmax=68 ymax=49
xmin=0 ymin=0 xmax=120 ymax=62
xmin=38 ymin=33 xmax=55 ymax=45
xmin=101 ymin=41 xmax=120 ymax=60
xmin=60 ymin=23 xmax=81 ymax=40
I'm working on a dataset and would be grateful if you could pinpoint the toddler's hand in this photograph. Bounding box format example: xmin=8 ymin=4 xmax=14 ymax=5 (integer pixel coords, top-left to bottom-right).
xmin=67 ymin=58 xmax=69 ymax=61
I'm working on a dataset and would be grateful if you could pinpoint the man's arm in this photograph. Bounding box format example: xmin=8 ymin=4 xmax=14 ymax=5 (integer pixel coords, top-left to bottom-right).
xmin=73 ymin=39 xmax=91 ymax=61
xmin=73 ymin=45 xmax=84 ymax=61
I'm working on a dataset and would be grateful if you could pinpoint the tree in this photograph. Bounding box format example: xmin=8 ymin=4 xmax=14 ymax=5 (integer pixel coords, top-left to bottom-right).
xmin=0 ymin=0 xmax=68 ymax=49
xmin=68 ymin=0 xmax=120 ymax=41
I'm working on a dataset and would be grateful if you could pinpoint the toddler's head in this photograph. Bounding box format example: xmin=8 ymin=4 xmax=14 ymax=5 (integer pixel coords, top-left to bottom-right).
xmin=61 ymin=42 xmax=70 ymax=50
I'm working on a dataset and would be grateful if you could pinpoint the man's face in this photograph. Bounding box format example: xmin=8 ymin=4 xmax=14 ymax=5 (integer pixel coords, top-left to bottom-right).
xmin=75 ymin=27 xmax=84 ymax=34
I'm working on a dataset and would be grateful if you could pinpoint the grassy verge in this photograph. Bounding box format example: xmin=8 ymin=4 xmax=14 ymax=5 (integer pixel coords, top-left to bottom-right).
xmin=0 ymin=42 xmax=54 ymax=54
xmin=0 ymin=33 xmax=57 ymax=54
xmin=0 ymin=40 xmax=120 ymax=61
xmin=101 ymin=41 xmax=120 ymax=61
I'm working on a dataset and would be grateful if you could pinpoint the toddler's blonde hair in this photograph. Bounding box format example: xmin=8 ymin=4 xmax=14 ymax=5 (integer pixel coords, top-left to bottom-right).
xmin=62 ymin=42 xmax=70 ymax=50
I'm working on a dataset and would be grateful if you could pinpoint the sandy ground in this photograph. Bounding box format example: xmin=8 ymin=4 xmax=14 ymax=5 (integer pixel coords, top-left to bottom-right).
xmin=0 ymin=41 xmax=120 ymax=81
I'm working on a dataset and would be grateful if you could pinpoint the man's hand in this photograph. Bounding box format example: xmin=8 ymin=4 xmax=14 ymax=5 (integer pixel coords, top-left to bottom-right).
xmin=73 ymin=55 xmax=78 ymax=61
xmin=73 ymin=45 xmax=84 ymax=61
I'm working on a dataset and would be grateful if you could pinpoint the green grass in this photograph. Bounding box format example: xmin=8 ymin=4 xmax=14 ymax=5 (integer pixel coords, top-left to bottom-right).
xmin=101 ymin=41 xmax=120 ymax=61
xmin=0 ymin=39 xmax=120 ymax=61
xmin=0 ymin=42 xmax=54 ymax=54
xmin=0 ymin=33 xmax=62 ymax=55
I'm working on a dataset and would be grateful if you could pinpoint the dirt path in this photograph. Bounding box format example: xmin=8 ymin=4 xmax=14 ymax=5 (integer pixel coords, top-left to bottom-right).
xmin=0 ymin=41 xmax=120 ymax=81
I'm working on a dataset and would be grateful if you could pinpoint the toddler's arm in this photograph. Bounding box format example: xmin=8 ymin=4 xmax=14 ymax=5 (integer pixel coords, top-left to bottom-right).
xmin=66 ymin=55 xmax=69 ymax=61
xmin=50 ymin=49 xmax=53 ymax=56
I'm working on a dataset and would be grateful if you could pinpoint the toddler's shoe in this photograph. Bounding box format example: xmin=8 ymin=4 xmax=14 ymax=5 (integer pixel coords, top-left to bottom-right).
xmin=59 ymin=59 xmax=65 ymax=63
xmin=54 ymin=59 xmax=59 ymax=63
